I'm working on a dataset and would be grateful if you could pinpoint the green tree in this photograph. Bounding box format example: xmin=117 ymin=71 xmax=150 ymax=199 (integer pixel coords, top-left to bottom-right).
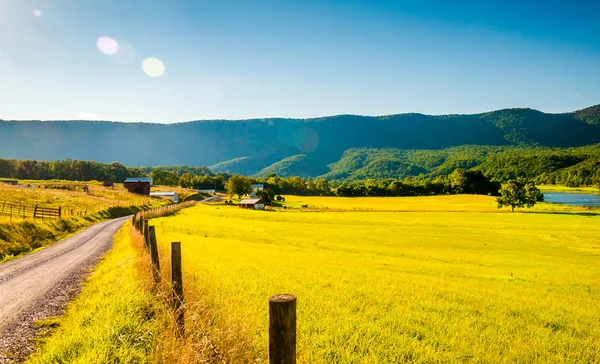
xmin=497 ymin=178 xmax=544 ymax=212
xmin=179 ymin=172 xmax=195 ymax=188
xmin=226 ymin=175 xmax=253 ymax=199
xmin=256 ymin=188 xmax=275 ymax=203
xmin=448 ymin=168 xmax=467 ymax=193
xmin=149 ymin=170 xmax=180 ymax=186
xmin=315 ymin=178 xmax=331 ymax=195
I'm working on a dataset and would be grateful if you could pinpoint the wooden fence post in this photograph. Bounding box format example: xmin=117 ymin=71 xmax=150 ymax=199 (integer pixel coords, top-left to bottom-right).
xmin=34 ymin=204 xmax=38 ymax=220
xmin=143 ymin=219 xmax=150 ymax=251
xmin=148 ymin=226 xmax=161 ymax=283
xmin=58 ymin=206 xmax=62 ymax=218
xmin=269 ymin=294 xmax=297 ymax=364
xmin=171 ymin=241 xmax=184 ymax=336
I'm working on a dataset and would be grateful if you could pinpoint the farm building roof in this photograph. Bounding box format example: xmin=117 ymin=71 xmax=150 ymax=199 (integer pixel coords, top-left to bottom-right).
xmin=150 ymin=192 xmax=178 ymax=197
xmin=124 ymin=177 xmax=153 ymax=186
xmin=239 ymin=199 xmax=263 ymax=204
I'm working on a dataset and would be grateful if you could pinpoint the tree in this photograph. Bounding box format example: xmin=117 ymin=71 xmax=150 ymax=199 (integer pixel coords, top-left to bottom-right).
xmin=449 ymin=168 xmax=467 ymax=193
xmin=226 ymin=175 xmax=253 ymax=199
xmin=256 ymin=188 xmax=275 ymax=204
xmin=497 ymin=178 xmax=544 ymax=212
xmin=179 ymin=172 xmax=195 ymax=188
xmin=150 ymin=170 xmax=180 ymax=186
xmin=315 ymin=178 xmax=331 ymax=195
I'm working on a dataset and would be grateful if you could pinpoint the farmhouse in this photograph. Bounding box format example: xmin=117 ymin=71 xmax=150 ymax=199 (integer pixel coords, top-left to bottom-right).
xmin=150 ymin=191 xmax=179 ymax=203
xmin=124 ymin=177 xmax=152 ymax=195
xmin=103 ymin=180 xmax=114 ymax=187
xmin=198 ymin=189 xmax=216 ymax=194
xmin=238 ymin=198 xmax=265 ymax=210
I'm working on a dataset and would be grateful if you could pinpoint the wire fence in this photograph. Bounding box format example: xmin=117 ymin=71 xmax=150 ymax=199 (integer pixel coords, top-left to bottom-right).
xmin=131 ymin=202 xmax=227 ymax=363
xmin=132 ymin=201 xmax=297 ymax=364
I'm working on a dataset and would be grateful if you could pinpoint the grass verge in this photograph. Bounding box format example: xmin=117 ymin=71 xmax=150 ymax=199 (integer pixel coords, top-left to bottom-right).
xmin=28 ymin=205 xmax=215 ymax=363
xmin=27 ymin=224 xmax=163 ymax=364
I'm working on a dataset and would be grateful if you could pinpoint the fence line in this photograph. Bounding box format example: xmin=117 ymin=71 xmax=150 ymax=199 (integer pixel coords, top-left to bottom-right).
xmin=132 ymin=203 xmax=297 ymax=364
xmin=131 ymin=213 xmax=226 ymax=363
xmin=0 ymin=200 xmax=63 ymax=221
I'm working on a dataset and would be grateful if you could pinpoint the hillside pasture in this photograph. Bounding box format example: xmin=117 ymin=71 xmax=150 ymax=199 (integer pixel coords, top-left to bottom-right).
xmin=149 ymin=195 xmax=600 ymax=362
xmin=0 ymin=181 xmax=170 ymax=261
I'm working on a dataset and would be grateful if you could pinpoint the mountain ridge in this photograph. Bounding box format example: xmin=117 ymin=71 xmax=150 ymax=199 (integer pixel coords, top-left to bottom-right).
xmin=4 ymin=104 xmax=598 ymax=125
xmin=1 ymin=104 xmax=599 ymax=178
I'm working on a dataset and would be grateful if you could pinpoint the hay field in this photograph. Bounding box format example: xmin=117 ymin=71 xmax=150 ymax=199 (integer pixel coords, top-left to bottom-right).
xmin=149 ymin=195 xmax=599 ymax=362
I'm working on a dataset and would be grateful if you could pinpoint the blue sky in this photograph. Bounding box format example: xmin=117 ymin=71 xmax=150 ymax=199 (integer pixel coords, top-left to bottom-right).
xmin=0 ymin=0 xmax=599 ymax=122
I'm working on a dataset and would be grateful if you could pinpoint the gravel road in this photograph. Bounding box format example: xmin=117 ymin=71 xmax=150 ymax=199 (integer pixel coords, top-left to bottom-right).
xmin=0 ymin=216 xmax=130 ymax=363
xmin=200 ymin=195 xmax=223 ymax=203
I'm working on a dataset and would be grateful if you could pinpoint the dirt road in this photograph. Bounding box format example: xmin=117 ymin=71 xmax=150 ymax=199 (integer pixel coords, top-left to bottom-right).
xmin=200 ymin=195 xmax=223 ymax=203
xmin=0 ymin=216 xmax=129 ymax=362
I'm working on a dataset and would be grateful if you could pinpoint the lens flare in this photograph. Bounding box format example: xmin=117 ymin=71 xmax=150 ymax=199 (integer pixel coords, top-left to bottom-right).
xmin=142 ymin=57 xmax=165 ymax=77
xmin=109 ymin=39 xmax=136 ymax=65
xmin=33 ymin=9 xmax=42 ymax=17
xmin=96 ymin=36 xmax=119 ymax=55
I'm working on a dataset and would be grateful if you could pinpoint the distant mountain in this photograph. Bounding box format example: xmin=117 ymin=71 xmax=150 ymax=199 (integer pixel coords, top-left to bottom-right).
xmin=1 ymin=105 xmax=600 ymax=178
xmin=254 ymin=154 xmax=324 ymax=178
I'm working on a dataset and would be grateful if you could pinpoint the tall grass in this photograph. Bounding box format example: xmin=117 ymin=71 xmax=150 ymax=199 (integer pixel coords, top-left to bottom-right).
xmin=27 ymin=225 xmax=163 ymax=364
xmin=147 ymin=195 xmax=600 ymax=362
xmin=29 ymin=204 xmax=219 ymax=363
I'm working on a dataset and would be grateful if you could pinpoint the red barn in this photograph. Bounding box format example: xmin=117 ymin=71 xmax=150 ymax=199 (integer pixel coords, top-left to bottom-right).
xmin=124 ymin=177 xmax=152 ymax=195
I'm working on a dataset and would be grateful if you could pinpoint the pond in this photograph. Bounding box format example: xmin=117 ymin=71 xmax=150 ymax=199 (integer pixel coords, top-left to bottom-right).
xmin=543 ymin=192 xmax=600 ymax=208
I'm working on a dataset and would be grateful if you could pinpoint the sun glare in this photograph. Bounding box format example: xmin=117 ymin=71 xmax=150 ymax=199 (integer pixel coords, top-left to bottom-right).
xmin=142 ymin=57 xmax=165 ymax=77
xmin=96 ymin=36 xmax=119 ymax=55
xmin=33 ymin=9 xmax=42 ymax=17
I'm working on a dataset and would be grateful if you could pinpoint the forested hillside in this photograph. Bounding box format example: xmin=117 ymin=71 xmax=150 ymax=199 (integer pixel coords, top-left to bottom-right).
xmin=1 ymin=105 xmax=600 ymax=177
xmin=318 ymin=144 xmax=600 ymax=186
xmin=1 ymin=142 xmax=599 ymax=188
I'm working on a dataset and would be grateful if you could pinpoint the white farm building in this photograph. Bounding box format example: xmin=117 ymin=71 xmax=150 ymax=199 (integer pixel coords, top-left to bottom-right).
xmin=150 ymin=191 xmax=179 ymax=203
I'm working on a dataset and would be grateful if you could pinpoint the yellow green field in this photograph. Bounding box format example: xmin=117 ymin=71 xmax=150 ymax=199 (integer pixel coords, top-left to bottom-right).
xmin=0 ymin=182 xmax=159 ymax=219
xmin=538 ymin=185 xmax=600 ymax=194
xmin=280 ymin=194 xmax=597 ymax=213
xmin=149 ymin=195 xmax=600 ymax=362
xmin=0 ymin=181 xmax=170 ymax=261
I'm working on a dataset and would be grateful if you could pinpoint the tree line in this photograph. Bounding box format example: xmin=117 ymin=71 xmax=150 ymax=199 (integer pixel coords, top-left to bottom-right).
xmin=223 ymin=169 xmax=501 ymax=200
xmin=0 ymin=158 xmax=142 ymax=182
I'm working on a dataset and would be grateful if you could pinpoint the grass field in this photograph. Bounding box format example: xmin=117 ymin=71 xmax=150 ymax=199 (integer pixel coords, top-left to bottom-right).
xmin=0 ymin=182 xmax=170 ymax=261
xmin=0 ymin=182 xmax=157 ymax=218
xmin=538 ymin=185 xmax=600 ymax=194
xmin=148 ymin=195 xmax=600 ymax=362
xmin=279 ymin=194 xmax=597 ymax=213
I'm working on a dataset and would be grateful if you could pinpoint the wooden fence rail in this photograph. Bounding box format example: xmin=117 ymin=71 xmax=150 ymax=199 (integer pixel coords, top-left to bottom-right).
xmin=133 ymin=202 xmax=297 ymax=363
xmin=0 ymin=200 xmax=63 ymax=221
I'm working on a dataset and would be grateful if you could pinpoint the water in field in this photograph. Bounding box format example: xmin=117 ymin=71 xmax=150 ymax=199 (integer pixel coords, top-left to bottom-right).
xmin=543 ymin=192 xmax=600 ymax=208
